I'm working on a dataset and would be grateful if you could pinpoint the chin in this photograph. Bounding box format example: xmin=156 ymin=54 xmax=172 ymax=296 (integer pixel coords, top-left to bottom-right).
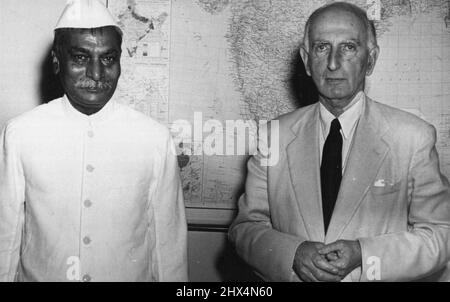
xmin=80 ymin=92 xmax=112 ymax=104
xmin=71 ymin=95 xmax=108 ymax=108
xmin=322 ymin=88 xmax=352 ymax=100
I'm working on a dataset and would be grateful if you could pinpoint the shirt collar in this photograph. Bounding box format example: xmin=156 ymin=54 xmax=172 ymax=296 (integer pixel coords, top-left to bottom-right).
xmin=319 ymin=91 xmax=365 ymax=140
xmin=62 ymin=94 xmax=117 ymax=124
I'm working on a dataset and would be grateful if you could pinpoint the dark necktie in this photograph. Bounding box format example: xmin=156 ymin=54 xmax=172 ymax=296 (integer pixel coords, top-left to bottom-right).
xmin=321 ymin=118 xmax=342 ymax=233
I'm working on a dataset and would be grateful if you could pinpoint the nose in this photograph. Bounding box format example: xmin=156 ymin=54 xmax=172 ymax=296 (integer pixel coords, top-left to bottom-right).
xmin=327 ymin=48 xmax=341 ymax=71
xmin=86 ymin=58 xmax=103 ymax=81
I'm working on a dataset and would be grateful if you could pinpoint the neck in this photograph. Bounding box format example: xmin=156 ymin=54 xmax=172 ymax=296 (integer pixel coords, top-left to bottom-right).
xmin=68 ymin=101 xmax=105 ymax=116
xmin=319 ymin=98 xmax=346 ymax=117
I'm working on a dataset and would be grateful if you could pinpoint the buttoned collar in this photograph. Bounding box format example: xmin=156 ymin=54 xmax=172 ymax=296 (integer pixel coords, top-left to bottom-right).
xmin=319 ymin=91 xmax=365 ymax=140
xmin=61 ymin=94 xmax=117 ymax=124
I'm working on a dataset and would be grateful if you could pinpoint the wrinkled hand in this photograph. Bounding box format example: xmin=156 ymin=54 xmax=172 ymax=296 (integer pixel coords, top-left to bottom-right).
xmin=318 ymin=240 xmax=362 ymax=279
xmin=293 ymin=241 xmax=342 ymax=282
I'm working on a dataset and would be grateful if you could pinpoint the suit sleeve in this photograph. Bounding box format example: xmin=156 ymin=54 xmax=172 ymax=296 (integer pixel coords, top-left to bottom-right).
xmin=228 ymin=122 xmax=306 ymax=282
xmin=0 ymin=123 xmax=25 ymax=282
xmin=149 ymin=132 xmax=188 ymax=281
xmin=358 ymin=124 xmax=450 ymax=281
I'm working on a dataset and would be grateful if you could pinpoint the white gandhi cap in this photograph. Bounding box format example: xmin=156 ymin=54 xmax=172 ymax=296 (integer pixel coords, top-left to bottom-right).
xmin=55 ymin=0 xmax=122 ymax=35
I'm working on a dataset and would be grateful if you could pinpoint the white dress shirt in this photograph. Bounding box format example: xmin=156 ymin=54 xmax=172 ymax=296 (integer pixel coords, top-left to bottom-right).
xmin=319 ymin=91 xmax=365 ymax=172
xmin=0 ymin=95 xmax=188 ymax=282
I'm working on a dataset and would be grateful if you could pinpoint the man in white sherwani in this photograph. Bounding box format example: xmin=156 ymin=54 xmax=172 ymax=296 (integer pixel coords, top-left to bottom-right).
xmin=0 ymin=0 xmax=188 ymax=282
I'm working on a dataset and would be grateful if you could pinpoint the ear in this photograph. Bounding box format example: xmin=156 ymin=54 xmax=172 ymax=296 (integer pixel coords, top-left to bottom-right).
xmin=365 ymin=46 xmax=379 ymax=76
xmin=299 ymin=46 xmax=311 ymax=76
xmin=51 ymin=50 xmax=60 ymax=75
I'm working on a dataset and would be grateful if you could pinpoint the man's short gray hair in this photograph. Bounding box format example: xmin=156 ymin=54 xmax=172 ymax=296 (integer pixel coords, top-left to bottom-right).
xmin=302 ymin=2 xmax=378 ymax=51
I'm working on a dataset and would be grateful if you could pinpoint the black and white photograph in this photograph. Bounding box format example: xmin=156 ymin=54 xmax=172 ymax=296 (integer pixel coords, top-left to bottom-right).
xmin=0 ymin=0 xmax=449 ymax=286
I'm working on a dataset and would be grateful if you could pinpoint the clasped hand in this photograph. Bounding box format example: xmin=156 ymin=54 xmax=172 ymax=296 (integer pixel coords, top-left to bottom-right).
xmin=293 ymin=240 xmax=362 ymax=282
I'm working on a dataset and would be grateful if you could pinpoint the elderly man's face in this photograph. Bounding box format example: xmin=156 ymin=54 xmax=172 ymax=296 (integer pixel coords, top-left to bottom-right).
xmin=53 ymin=27 xmax=121 ymax=115
xmin=300 ymin=9 xmax=378 ymax=110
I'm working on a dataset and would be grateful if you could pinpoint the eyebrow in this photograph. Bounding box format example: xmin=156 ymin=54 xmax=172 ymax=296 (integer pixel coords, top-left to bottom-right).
xmin=312 ymin=39 xmax=361 ymax=45
xmin=69 ymin=47 xmax=119 ymax=55
xmin=69 ymin=47 xmax=90 ymax=54
xmin=102 ymin=49 xmax=119 ymax=56
xmin=342 ymin=39 xmax=361 ymax=45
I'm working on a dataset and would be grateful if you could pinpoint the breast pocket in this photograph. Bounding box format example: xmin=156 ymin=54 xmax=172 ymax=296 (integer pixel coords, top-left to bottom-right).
xmin=370 ymin=180 xmax=401 ymax=195
xmin=368 ymin=181 xmax=403 ymax=215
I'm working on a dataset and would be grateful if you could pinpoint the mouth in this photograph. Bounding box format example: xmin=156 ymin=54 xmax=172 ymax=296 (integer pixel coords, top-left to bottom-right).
xmin=325 ymin=78 xmax=346 ymax=83
xmin=83 ymin=87 xmax=106 ymax=94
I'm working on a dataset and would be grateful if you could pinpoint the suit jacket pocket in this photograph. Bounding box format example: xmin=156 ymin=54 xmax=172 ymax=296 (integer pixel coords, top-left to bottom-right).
xmin=370 ymin=180 xmax=401 ymax=195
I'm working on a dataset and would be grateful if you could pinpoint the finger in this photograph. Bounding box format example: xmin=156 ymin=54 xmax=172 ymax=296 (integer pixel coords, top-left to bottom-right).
xmin=313 ymin=242 xmax=326 ymax=249
xmin=318 ymin=242 xmax=344 ymax=255
xmin=307 ymin=261 xmax=341 ymax=282
xmin=312 ymin=255 xmax=339 ymax=275
xmin=299 ymin=267 xmax=318 ymax=282
xmin=328 ymin=259 xmax=350 ymax=276
xmin=309 ymin=266 xmax=342 ymax=282
xmin=326 ymin=251 xmax=339 ymax=261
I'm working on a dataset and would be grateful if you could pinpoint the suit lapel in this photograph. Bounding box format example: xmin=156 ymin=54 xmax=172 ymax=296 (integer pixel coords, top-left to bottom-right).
xmin=325 ymin=98 xmax=390 ymax=243
xmin=287 ymin=104 xmax=325 ymax=242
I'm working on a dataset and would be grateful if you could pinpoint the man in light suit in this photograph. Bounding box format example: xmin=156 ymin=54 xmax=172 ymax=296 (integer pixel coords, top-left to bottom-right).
xmin=229 ymin=2 xmax=450 ymax=282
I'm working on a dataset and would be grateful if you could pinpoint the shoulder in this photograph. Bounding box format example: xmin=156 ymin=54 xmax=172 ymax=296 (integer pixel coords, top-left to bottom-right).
xmin=114 ymin=103 xmax=172 ymax=141
xmin=369 ymin=98 xmax=436 ymax=143
xmin=272 ymin=103 xmax=318 ymax=130
xmin=275 ymin=103 xmax=317 ymax=124
xmin=257 ymin=104 xmax=318 ymax=148
xmin=3 ymin=99 xmax=63 ymax=135
xmin=370 ymin=99 xmax=429 ymax=127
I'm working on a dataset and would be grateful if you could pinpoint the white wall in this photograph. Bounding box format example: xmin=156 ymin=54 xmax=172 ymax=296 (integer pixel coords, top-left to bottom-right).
xmin=0 ymin=0 xmax=66 ymax=127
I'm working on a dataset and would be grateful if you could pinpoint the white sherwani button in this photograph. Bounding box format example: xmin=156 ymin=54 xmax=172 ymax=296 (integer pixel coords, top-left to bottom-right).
xmin=82 ymin=274 xmax=91 ymax=282
xmin=83 ymin=236 xmax=91 ymax=245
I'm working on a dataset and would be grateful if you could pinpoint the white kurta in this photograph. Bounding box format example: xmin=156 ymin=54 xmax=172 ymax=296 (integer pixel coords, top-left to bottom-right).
xmin=0 ymin=96 xmax=188 ymax=282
